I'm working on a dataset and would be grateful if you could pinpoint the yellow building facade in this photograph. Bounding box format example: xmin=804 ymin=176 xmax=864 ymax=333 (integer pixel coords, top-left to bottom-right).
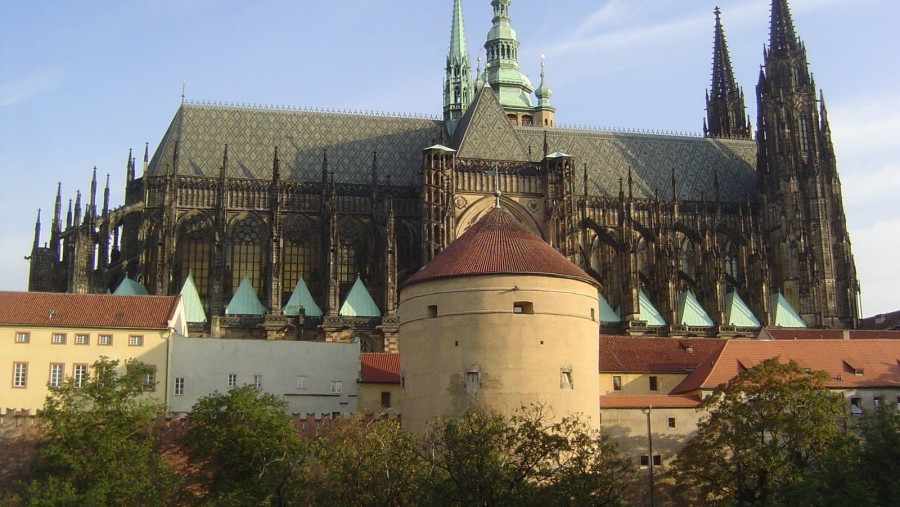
xmin=0 ymin=292 xmax=186 ymax=412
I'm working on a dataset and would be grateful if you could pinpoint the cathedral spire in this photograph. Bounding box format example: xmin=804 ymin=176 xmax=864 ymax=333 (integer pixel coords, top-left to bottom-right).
xmin=444 ymin=0 xmax=473 ymax=134
xmin=705 ymin=7 xmax=749 ymax=138
xmin=769 ymin=0 xmax=798 ymax=53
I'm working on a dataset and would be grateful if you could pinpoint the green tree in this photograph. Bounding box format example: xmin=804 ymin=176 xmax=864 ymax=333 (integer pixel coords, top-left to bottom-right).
xmin=672 ymin=357 xmax=855 ymax=506
xmin=421 ymin=405 xmax=635 ymax=507
xmin=312 ymin=416 xmax=426 ymax=506
xmin=857 ymin=404 xmax=900 ymax=506
xmin=11 ymin=357 xmax=179 ymax=506
xmin=184 ymin=385 xmax=309 ymax=506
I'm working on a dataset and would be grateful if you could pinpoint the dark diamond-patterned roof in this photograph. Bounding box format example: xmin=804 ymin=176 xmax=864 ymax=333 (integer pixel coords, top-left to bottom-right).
xmin=451 ymin=86 xmax=530 ymax=161
xmin=149 ymin=104 xmax=442 ymax=185
xmin=405 ymin=207 xmax=595 ymax=287
xmin=515 ymin=128 xmax=757 ymax=201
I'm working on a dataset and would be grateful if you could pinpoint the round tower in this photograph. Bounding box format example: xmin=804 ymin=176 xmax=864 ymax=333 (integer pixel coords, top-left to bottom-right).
xmin=399 ymin=207 xmax=600 ymax=433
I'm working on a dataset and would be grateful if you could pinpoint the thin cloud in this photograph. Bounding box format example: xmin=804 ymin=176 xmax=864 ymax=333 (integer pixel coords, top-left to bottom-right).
xmin=0 ymin=70 xmax=63 ymax=107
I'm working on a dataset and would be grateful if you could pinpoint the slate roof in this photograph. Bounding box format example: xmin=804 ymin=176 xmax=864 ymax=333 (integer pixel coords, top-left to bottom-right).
xmin=147 ymin=93 xmax=758 ymax=203
xmin=149 ymin=103 xmax=442 ymax=184
xmin=0 ymin=291 xmax=181 ymax=330
xmin=672 ymin=339 xmax=900 ymax=393
xmin=599 ymin=336 xmax=727 ymax=373
xmin=360 ymin=353 xmax=401 ymax=384
xmin=404 ymin=207 xmax=595 ymax=287
xmin=599 ymin=394 xmax=701 ymax=409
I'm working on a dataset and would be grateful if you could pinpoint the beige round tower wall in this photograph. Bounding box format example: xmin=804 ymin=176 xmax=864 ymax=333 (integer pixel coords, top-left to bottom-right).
xmin=399 ymin=273 xmax=600 ymax=433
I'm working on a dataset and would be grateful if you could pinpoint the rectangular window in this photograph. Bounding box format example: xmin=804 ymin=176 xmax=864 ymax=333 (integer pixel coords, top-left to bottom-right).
xmin=331 ymin=381 xmax=343 ymax=394
xmin=560 ymin=368 xmax=573 ymax=389
xmin=668 ymin=417 xmax=676 ymax=429
xmin=74 ymin=334 xmax=89 ymax=345
xmin=227 ymin=373 xmax=237 ymax=387
xmin=51 ymin=333 xmax=66 ymax=345
xmin=381 ymin=391 xmax=391 ymax=408
xmin=13 ymin=362 xmax=28 ymax=388
xmin=128 ymin=335 xmax=143 ymax=346
xmin=174 ymin=377 xmax=184 ymax=396
xmin=427 ymin=305 xmax=438 ymax=318
xmin=253 ymin=375 xmax=262 ymax=388
xmin=297 ymin=375 xmax=307 ymax=389
xmin=850 ymin=397 xmax=862 ymax=416
xmin=49 ymin=363 xmax=65 ymax=388
xmin=640 ymin=455 xmax=662 ymax=467
xmin=613 ymin=375 xmax=622 ymax=391
xmin=73 ymin=364 xmax=88 ymax=388
xmin=98 ymin=334 xmax=112 ymax=346
xmin=15 ymin=332 xmax=29 ymax=343
xmin=143 ymin=368 xmax=156 ymax=391
xmin=874 ymin=397 xmax=881 ymax=411
xmin=649 ymin=376 xmax=659 ymax=391
xmin=465 ymin=371 xmax=480 ymax=393
xmin=513 ymin=301 xmax=534 ymax=314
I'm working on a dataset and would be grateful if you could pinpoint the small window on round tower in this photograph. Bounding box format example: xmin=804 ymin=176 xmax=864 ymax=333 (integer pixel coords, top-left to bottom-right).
xmin=513 ymin=302 xmax=533 ymax=314
xmin=427 ymin=305 xmax=437 ymax=318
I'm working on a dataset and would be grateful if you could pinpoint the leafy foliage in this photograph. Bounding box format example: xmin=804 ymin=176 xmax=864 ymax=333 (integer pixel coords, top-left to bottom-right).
xmin=857 ymin=405 xmax=900 ymax=506
xmin=421 ymin=404 xmax=636 ymax=507
xmin=311 ymin=416 xmax=426 ymax=506
xmin=184 ymin=385 xmax=309 ymax=506
xmin=672 ymin=358 xmax=853 ymax=506
xmin=14 ymin=357 xmax=179 ymax=506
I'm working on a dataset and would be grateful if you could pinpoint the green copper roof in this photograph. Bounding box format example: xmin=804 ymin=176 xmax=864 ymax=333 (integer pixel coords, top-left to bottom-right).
xmin=179 ymin=272 xmax=208 ymax=323
xmin=676 ymin=289 xmax=715 ymax=326
xmin=339 ymin=276 xmax=380 ymax=317
xmin=225 ymin=276 xmax=267 ymax=316
xmin=283 ymin=277 xmax=323 ymax=317
xmin=639 ymin=289 xmax=666 ymax=326
xmin=113 ymin=276 xmax=148 ymax=296
xmin=770 ymin=293 xmax=806 ymax=328
xmin=598 ymin=292 xmax=621 ymax=322
xmin=725 ymin=291 xmax=761 ymax=327
xmin=483 ymin=0 xmax=534 ymax=110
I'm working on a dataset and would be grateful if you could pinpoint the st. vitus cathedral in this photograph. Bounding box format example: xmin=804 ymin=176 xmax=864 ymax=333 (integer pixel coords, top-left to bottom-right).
xmin=28 ymin=0 xmax=859 ymax=349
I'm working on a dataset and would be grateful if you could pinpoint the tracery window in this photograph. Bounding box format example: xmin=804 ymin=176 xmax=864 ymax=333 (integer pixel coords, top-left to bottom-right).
xmin=226 ymin=215 xmax=267 ymax=297
xmin=338 ymin=218 xmax=366 ymax=292
xmin=592 ymin=236 xmax=622 ymax=310
xmin=176 ymin=214 xmax=214 ymax=297
xmin=723 ymin=238 xmax=740 ymax=285
xmin=282 ymin=216 xmax=317 ymax=302
xmin=679 ymin=236 xmax=696 ymax=280
xmin=636 ymin=237 xmax=650 ymax=279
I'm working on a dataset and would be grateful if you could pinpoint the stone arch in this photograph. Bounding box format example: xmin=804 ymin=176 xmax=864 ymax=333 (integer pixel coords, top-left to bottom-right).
xmin=455 ymin=196 xmax=543 ymax=239
xmin=351 ymin=332 xmax=384 ymax=353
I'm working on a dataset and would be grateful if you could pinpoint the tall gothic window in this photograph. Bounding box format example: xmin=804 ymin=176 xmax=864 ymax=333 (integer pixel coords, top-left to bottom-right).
xmin=636 ymin=237 xmax=650 ymax=280
xmin=397 ymin=220 xmax=420 ymax=284
xmin=338 ymin=218 xmax=367 ymax=293
xmin=175 ymin=214 xmax=214 ymax=298
xmin=723 ymin=238 xmax=740 ymax=286
xmin=282 ymin=216 xmax=317 ymax=304
xmin=592 ymin=236 xmax=622 ymax=310
xmin=226 ymin=214 xmax=267 ymax=297
xmin=679 ymin=236 xmax=696 ymax=281
xmin=797 ymin=117 xmax=810 ymax=154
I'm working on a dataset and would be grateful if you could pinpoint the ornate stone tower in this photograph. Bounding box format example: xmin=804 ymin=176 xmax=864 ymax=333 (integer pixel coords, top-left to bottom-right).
xmin=483 ymin=0 xmax=536 ymax=126
xmin=443 ymin=0 xmax=474 ymax=136
xmin=755 ymin=0 xmax=859 ymax=327
xmin=704 ymin=7 xmax=750 ymax=139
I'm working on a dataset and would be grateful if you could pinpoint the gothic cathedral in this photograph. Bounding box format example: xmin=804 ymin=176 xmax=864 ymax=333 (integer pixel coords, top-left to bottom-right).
xmin=28 ymin=0 xmax=860 ymax=347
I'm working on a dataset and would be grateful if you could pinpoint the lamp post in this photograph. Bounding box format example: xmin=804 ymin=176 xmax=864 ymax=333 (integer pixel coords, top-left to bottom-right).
xmin=642 ymin=405 xmax=655 ymax=507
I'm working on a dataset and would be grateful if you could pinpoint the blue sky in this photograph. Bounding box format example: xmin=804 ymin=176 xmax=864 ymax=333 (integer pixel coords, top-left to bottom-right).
xmin=1 ymin=0 xmax=898 ymax=316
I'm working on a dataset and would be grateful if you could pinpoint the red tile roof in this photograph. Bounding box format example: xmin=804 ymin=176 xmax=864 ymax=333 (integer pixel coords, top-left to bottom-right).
xmin=599 ymin=394 xmax=701 ymax=409
xmin=360 ymin=353 xmax=401 ymax=383
xmin=0 ymin=291 xmax=181 ymax=330
xmin=673 ymin=339 xmax=900 ymax=394
xmin=600 ymin=336 xmax=727 ymax=373
xmin=761 ymin=328 xmax=900 ymax=340
xmin=404 ymin=207 xmax=596 ymax=287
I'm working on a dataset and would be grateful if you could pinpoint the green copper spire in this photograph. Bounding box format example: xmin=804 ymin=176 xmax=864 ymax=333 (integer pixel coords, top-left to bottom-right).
xmin=484 ymin=0 xmax=534 ymax=111
xmin=444 ymin=0 xmax=474 ymax=135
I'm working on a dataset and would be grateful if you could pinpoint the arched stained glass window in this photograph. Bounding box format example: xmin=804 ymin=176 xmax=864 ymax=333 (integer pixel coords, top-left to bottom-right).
xmin=226 ymin=214 xmax=267 ymax=297
xmin=282 ymin=215 xmax=317 ymax=303
xmin=175 ymin=214 xmax=214 ymax=298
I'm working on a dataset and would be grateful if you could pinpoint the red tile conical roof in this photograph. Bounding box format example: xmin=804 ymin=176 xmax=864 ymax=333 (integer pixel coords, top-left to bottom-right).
xmin=404 ymin=207 xmax=596 ymax=287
